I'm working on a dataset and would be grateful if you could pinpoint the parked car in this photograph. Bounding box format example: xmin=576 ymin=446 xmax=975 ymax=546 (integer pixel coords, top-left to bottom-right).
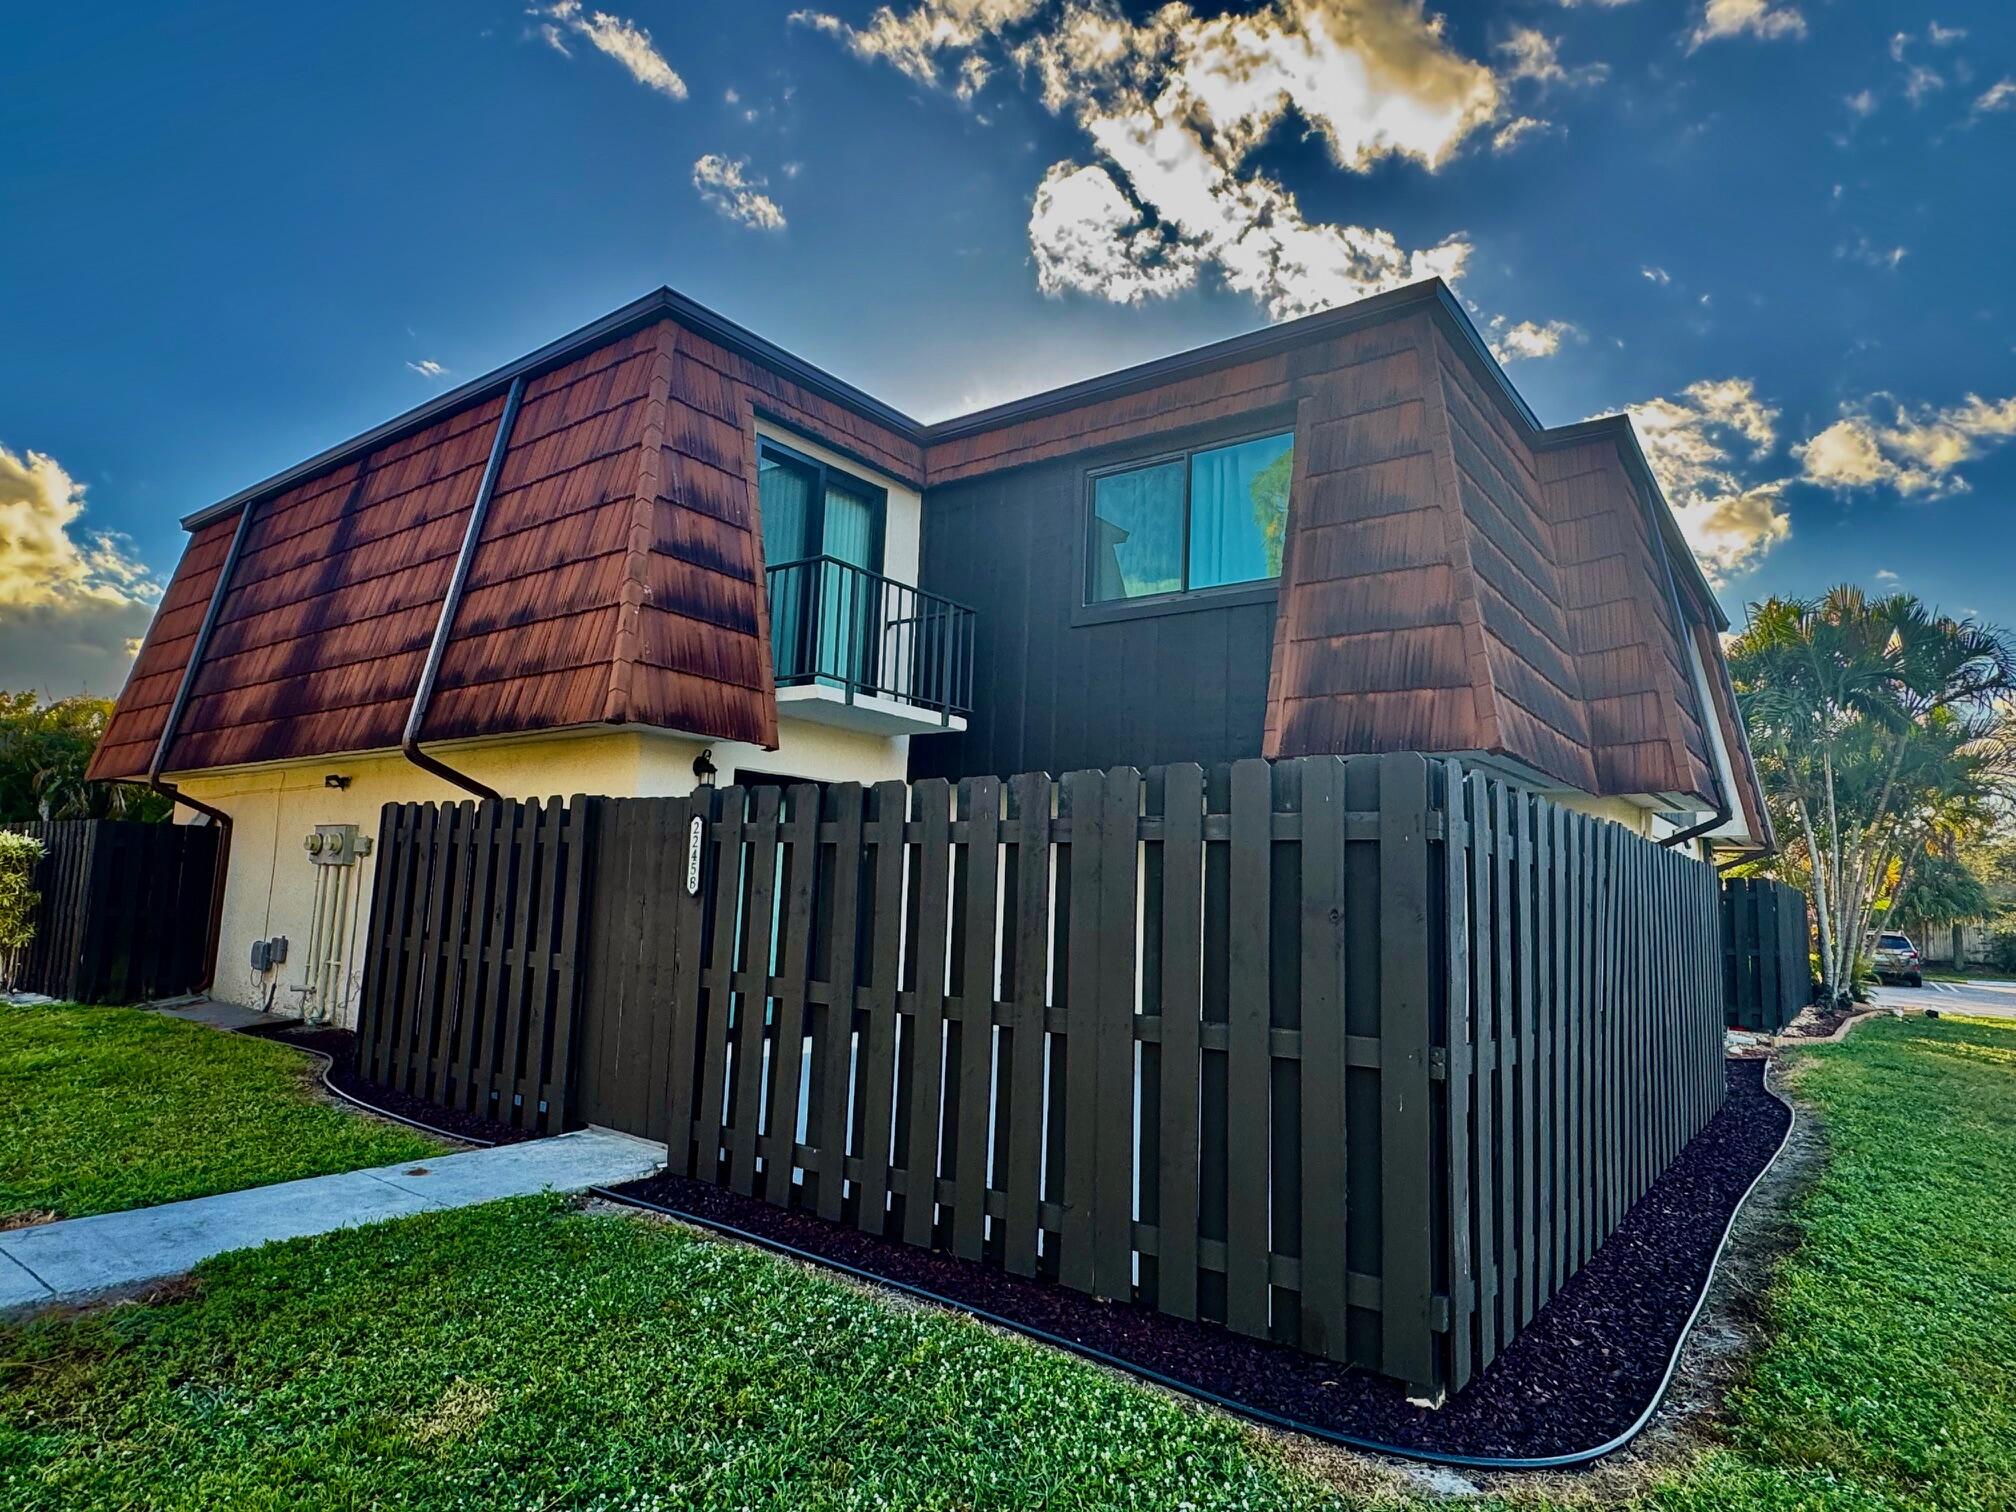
xmin=1870 ymin=931 xmax=1924 ymax=987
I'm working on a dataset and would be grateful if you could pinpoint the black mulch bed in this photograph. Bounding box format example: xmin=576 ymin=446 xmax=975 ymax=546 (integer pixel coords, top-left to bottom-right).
xmin=238 ymin=1023 xmax=539 ymax=1147
xmin=1777 ymin=1002 xmax=1859 ymax=1039
xmin=604 ymin=1059 xmax=1789 ymax=1462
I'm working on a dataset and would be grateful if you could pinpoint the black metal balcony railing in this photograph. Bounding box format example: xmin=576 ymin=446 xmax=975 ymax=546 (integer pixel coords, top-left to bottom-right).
xmin=766 ymin=556 xmax=976 ymax=722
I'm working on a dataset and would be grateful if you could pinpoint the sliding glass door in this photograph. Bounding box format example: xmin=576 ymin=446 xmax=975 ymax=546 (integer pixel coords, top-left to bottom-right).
xmin=759 ymin=440 xmax=886 ymax=690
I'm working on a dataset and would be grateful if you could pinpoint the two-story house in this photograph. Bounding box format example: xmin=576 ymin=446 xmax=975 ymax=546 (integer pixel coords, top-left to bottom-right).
xmin=89 ymin=278 xmax=1770 ymax=1022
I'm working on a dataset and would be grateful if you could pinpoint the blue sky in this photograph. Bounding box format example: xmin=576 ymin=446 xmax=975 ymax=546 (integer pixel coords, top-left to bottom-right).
xmin=3 ymin=0 xmax=2013 ymax=696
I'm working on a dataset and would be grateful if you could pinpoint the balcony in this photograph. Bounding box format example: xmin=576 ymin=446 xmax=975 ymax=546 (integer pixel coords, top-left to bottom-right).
xmin=765 ymin=556 xmax=975 ymax=736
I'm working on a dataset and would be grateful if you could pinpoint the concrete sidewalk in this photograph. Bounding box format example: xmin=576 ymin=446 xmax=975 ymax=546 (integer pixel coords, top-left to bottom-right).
xmin=0 ymin=1129 xmax=665 ymax=1316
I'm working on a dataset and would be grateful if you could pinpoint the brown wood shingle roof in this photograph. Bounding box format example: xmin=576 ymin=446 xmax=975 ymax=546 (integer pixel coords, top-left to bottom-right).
xmin=89 ymin=314 xmax=919 ymax=779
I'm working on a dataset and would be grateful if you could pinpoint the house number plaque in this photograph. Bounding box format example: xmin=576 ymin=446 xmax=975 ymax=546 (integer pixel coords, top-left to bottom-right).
xmin=685 ymin=814 xmax=705 ymax=896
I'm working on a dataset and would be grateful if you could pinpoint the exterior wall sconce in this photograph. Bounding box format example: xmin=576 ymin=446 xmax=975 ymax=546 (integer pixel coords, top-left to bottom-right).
xmin=324 ymin=774 xmax=351 ymax=790
xmin=693 ymin=749 xmax=718 ymax=788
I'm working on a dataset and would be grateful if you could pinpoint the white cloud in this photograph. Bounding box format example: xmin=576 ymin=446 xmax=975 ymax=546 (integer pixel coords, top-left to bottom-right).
xmin=789 ymin=0 xmax=1043 ymax=101
xmin=1496 ymin=27 xmax=1605 ymax=89
xmin=1613 ymin=379 xmax=1790 ymax=582
xmin=1874 ymin=567 xmax=1900 ymax=581
xmin=1845 ymin=88 xmax=1877 ymax=117
xmin=1030 ymin=1 xmax=1497 ymax=318
xmin=531 ymin=2 xmax=687 ymax=99
xmin=691 ymin=155 xmax=787 ymax=230
xmin=1902 ymin=63 xmax=1944 ymax=105
xmin=1486 ymin=315 xmax=1579 ymax=362
xmin=1641 ymin=264 xmax=1671 ymax=284
xmin=803 ymin=0 xmax=1507 ymax=322
xmin=1928 ymin=22 xmax=1967 ymax=46
xmin=1835 ymin=234 xmax=1907 ymax=270
xmin=1795 ymin=393 xmax=2016 ymax=497
xmin=1028 ymin=161 xmax=1201 ymax=302
xmin=406 ymin=359 xmax=448 ymax=379
xmin=0 ymin=444 xmax=162 ymax=697
xmin=1974 ymin=79 xmax=2016 ymax=116
xmin=1689 ymin=0 xmax=1805 ymax=50
xmin=1491 ymin=114 xmax=1550 ymax=152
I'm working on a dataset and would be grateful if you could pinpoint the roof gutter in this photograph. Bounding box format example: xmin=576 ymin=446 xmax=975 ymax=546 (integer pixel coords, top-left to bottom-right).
xmin=145 ymin=497 xmax=258 ymax=992
xmin=398 ymin=374 xmax=525 ymax=802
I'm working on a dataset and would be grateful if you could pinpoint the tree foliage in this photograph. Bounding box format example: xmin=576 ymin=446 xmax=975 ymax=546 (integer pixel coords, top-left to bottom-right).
xmin=1730 ymin=587 xmax=2016 ymax=1002
xmin=0 ymin=830 xmax=45 ymax=977
xmin=0 ymin=692 xmax=169 ymax=823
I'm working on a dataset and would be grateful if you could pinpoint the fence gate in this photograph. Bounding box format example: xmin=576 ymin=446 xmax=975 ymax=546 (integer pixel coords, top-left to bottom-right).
xmin=1721 ymin=876 xmax=1812 ymax=1031
xmin=4 ymin=819 xmax=220 ymax=1003
xmin=354 ymin=798 xmax=594 ymax=1135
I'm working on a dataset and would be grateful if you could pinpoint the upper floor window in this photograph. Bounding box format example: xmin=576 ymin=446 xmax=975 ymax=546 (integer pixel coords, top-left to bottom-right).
xmin=1086 ymin=430 xmax=1294 ymax=604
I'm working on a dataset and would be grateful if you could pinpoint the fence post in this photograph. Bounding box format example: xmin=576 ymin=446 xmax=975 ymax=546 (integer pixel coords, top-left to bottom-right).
xmin=1375 ymin=751 xmax=1441 ymax=1400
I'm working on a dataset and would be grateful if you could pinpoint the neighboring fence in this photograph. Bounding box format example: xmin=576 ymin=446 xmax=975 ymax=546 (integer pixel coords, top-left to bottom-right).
xmin=3 ymin=820 xmax=220 ymax=1003
xmin=354 ymin=755 xmax=1727 ymax=1401
xmin=1721 ymin=876 xmax=1813 ymax=1032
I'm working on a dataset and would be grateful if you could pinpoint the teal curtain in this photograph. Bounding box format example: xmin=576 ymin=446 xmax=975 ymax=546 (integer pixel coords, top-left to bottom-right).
xmin=821 ymin=480 xmax=878 ymax=683
xmin=760 ymin=454 xmax=816 ymax=677
xmin=1089 ymin=460 xmax=1185 ymax=601
xmin=1188 ymin=432 xmax=1292 ymax=590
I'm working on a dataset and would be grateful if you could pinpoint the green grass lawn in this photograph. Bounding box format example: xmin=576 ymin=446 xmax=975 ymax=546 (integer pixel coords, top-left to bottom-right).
xmin=0 ymin=1001 xmax=444 ymax=1223
xmin=1621 ymin=1015 xmax=2016 ymax=1512
xmin=0 ymin=1195 xmax=1342 ymax=1511
xmin=2 ymin=1014 xmax=2010 ymax=1510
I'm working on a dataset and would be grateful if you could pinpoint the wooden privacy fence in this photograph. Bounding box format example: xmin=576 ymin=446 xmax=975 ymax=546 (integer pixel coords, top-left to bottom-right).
xmin=1721 ymin=877 xmax=1812 ymax=1032
xmin=2 ymin=820 xmax=220 ymax=1003
xmin=356 ymin=755 xmax=1727 ymax=1401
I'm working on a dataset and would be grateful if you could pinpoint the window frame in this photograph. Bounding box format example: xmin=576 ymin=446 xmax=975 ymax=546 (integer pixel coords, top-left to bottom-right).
xmin=756 ymin=434 xmax=889 ymax=575
xmin=1074 ymin=417 xmax=1297 ymax=626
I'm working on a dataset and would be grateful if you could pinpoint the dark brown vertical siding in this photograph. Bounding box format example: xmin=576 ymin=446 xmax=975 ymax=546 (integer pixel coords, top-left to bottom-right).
xmin=909 ymin=415 xmax=1280 ymax=782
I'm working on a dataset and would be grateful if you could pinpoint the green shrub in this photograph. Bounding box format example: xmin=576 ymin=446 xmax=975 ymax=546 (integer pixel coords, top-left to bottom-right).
xmin=0 ymin=830 xmax=43 ymax=969
xmin=1988 ymin=929 xmax=2016 ymax=975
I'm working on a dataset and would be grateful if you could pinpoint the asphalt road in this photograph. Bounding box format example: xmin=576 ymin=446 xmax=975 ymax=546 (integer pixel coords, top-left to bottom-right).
xmin=1868 ymin=976 xmax=2016 ymax=1019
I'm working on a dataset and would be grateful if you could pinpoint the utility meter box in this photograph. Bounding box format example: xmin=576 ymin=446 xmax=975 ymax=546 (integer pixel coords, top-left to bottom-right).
xmin=303 ymin=824 xmax=371 ymax=866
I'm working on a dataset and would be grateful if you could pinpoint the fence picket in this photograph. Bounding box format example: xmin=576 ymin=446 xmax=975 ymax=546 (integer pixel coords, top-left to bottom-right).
xmin=903 ymin=779 xmax=954 ymax=1247
xmin=952 ymin=776 xmax=1001 ymax=1260
xmin=1297 ymin=756 xmax=1348 ymax=1359
xmin=813 ymin=783 xmax=864 ymax=1223
xmin=1154 ymin=763 xmax=1204 ymax=1319
xmin=854 ymin=780 xmax=907 ymax=1235
xmin=1001 ymin=771 xmax=1052 ymax=1276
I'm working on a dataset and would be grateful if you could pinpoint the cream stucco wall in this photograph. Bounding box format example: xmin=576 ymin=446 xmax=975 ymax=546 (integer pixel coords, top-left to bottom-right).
xmin=1545 ymin=790 xmax=1658 ymax=839
xmin=175 ymin=713 xmax=914 ymax=1025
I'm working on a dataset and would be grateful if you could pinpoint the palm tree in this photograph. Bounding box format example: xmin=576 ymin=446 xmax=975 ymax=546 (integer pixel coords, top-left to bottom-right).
xmin=1730 ymin=588 xmax=2016 ymax=1004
